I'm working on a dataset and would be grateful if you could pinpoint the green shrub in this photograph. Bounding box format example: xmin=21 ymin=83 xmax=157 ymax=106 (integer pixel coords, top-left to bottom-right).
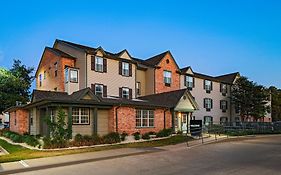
xmin=142 ymin=133 xmax=150 ymax=140
xmin=120 ymin=132 xmax=128 ymax=141
xmin=103 ymin=132 xmax=121 ymax=144
xmin=10 ymin=134 xmax=23 ymax=143
xmin=23 ymin=135 xmax=40 ymax=147
xmin=74 ymin=134 xmax=83 ymax=142
xmin=133 ymin=132 xmax=141 ymax=140
xmin=148 ymin=131 xmax=157 ymax=135
xmin=156 ymin=128 xmax=173 ymax=138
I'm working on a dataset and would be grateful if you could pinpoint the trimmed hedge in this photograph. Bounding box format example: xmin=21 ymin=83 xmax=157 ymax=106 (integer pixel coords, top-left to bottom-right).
xmin=142 ymin=133 xmax=150 ymax=140
xmin=1 ymin=130 xmax=40 ymax=147
xmin=156 ymin=128 xmax=173 ymax=137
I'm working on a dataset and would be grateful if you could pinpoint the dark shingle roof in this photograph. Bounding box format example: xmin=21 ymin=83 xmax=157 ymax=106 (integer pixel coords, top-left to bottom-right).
xmin=139 ymin=89 xmax=187 ymax=108
xmin=215 ymin=72 xmax=239 ymax=84
xmin=46 ymin=47 xmax=76 ymax=59
xmin=144 ymin=51 xmax=169 ymax=66
xmin=180 ymin=66 xmax=192 ymax=73
xmin=32 ymin=90 xmax=70 ymax=102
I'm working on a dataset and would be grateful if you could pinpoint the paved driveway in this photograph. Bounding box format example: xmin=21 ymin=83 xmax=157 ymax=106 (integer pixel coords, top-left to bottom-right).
xmin=11 ymin=135 xmax=281 ymax=175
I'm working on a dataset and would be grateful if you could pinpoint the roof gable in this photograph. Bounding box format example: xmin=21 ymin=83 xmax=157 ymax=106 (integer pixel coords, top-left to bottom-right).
xmin=144 ymin=51 xmax=180 ymax=70
xmin=175 ymin=91 xmax=199 ymax=112
xmin=70 ymin=88 xmax=100 ymax=101
xmin=118 ymin=50 xmax=132 ymax=60
xmin=180 ymin=66 xmax=194 ymax=75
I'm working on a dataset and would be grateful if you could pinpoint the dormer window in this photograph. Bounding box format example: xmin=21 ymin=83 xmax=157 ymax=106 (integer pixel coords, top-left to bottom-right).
xmin=95 ymin=57 xmax=103 ymax=72
xmin=204 ymin=80 xmax=212 ymax=93
xmin=185 ymin=76 xmax=194 ymax=89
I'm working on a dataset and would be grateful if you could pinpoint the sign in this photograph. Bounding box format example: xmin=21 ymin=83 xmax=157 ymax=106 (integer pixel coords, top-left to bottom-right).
xmin=190 ymin=120 xmax=202 ymax=136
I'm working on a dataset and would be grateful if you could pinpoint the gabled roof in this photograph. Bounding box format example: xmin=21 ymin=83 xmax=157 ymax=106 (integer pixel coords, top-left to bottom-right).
xmin=70 ymin=88 xmax=100 ymax=101
xmin=180 ymin=66 xmax=194 ymax=75
xmin=139 ymin=89 xmax=198 ymax=109
xmin=143 ymin=51 xmax=180 ymax=70
xmin=32 ymin=90 xmax=70 ymax=102
xmin=215 ymin=72 xmax=240 ymax=84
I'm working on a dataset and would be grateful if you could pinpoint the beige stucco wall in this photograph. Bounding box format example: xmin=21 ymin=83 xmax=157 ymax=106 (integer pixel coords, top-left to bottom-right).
xmin=136 ymin=69 xmax=146 ymax=97
xmin=86 ymin=54 xmax=136 ymax=98
xmin=145 ymin=67 xmax=155 ymax=95
xmin=180 ymin=75 xmax=231 ymax=123
xmin=97 ymin=109 xmax=109 ymax=136
xmin=54 ymin=42 xmax=87 ymax=90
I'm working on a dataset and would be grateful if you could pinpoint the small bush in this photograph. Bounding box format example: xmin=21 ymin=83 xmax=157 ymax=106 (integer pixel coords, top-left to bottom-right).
xmin=148 ymin=131 xmax=157 ymax=135
xmin=133 ymin=132 xmax=141 ymax=140
xmin=10 ymin=134 xmax=23 ymax=143
xmin=142 ymin=133 xmax=150 ymax=140
xmin=23 ymin=135 xmax=40 ymax=147
xmin=156 ymin=128 xmax=173 ymax=138
xmin=103 ymin=132 xmax=121 ymax=144
xmin=120 ymin=132 xmax=128 ymax=141
xmin=74 ymin=134 xmax=83 ymax=142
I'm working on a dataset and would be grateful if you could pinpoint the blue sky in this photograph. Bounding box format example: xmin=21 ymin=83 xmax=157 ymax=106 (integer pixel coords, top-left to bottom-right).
xmin=0 ymin=0 xmax=280 ymax=88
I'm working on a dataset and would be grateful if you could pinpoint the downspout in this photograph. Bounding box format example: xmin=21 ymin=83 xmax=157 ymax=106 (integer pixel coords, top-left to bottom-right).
xmin=163 ymin=108 xmax=169 ymax=129
xmin=85 ymin=53 xmax=88 ymax=89
xmin=115 ymin=104 xmax=122 ymax=133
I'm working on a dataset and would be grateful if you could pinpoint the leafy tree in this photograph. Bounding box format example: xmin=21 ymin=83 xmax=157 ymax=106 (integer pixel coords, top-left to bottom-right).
xmin=232 ymin=76 xmax=270 ymax=121
xmin=0 ymin=60 xmax=34 ymax=112
xmin=269 ymin=86 xmax=281 ymax=121
xmin=45 ymin=107 xmax=70 ymax=148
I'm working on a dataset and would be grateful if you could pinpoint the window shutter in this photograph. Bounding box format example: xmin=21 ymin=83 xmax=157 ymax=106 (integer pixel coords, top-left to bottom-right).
xmin=220 ymin=84 xmax=222 ymax=92
xmin=103 ymin=85 xmax=107 ymax=97
xmin=220 ymin=100 xmax=222 ymax=109
xmin=203 ymin=98 xmax=206 ymax=108
xmin=210 ymin=81 xmax=213 ymax=91
xmin=119 ymin=87 xmax=122 ymax=98
xmin=91 ymin=56 xmax=95 ymax=70
xmin=103 ymin=59 xmax=107 ymax=73
xmin=119 ymin=61 xmax=122 ymax=75
xmin=193 ymin=77 xmax=195 ymax=88
xmin=129 ymin=63 xmax=132 ymax=77
xmin=129 ymin=88 xmax=132 ymax=99
xmin=203 ymin=80 xmax=206 ymax=89
xmin=211 ymin=99 xmax=213 ymax=109
xmin=91 ymin=84 xmax=95 ymax=94
xmin=226 ymin=101 xmax=228 ymax=109
xmin=184 ymin=76 xmax=187 ymax=86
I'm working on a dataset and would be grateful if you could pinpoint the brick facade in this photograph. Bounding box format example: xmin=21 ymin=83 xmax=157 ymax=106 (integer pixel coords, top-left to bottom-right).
xmin=9 ymin=109 xmax=29 ymax=135
xmin=108 ymin=106 xmax=172 ymax=135
xmin=155 ymin=53 xmax=180 ymax=94
xmin=36 ymin=48 xmax=75 ymax=92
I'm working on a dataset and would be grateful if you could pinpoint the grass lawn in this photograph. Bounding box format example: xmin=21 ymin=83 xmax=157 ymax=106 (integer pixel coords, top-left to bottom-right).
xmin=0 ymin=135 xmax=190 ymax=163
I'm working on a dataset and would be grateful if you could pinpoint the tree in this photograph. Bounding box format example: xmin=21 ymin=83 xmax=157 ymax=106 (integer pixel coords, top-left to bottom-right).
xmin=269 ymin=86 xmax=281 ymax=121
xmin=232 ymin=76 xmax=270 ymax=121
xmin=0 ymin=60 xmax=34 ymax=113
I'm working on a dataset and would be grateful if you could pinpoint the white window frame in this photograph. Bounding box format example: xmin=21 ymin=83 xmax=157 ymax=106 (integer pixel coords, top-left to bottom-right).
xmin=186 ymin=76 xmax=193 ymax=88
xmin=72 ymin=108 xmax=90 ymax=125
xmin=204 ymin=116 xmax=213 ymax=126
xmin=95 ymin=84 xmax=103 ymax=97
xmin=122 ymin=62 xmax=129 ymax=76
xmin=70 ymin=69 xmax=78 ymax=83
xmin=64 ymin=68 xmax=69 ymax=83
xmin=136 ymin=82 xmax=141 ymax=96
xmin=164 ymin=70 xmax=172 ymax=84
xmin=205 ymin=98 xmax=212 ymax=109
xmin=136 ymin=109 xmax=154 ymax=127
xmin=95 ymin=57 xmax=103 ymax=72
xmin=221 ymin=84 xmax=227 ymax=94
xmin=205 ymin=80 xmax=211 ymax=91
xmin=122 ymin=87 xmax=129 ymax=99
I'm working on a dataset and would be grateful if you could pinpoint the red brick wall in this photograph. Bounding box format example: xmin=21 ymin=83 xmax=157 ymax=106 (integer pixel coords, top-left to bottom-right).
xmin=108 ymin=106 xmax=172 ymax=135
xmin=36 ymin=48 xmax=75 ymax=92
xmin=9 ymin=109 xmax=29 ymax=135
xmin=155 ymin=53 xmax=180 ymax=94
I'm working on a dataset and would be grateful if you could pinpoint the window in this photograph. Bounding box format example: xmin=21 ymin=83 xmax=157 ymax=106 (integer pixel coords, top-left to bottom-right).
xmin=72 ymin=108 xmax=90 ymax=124
xmin=122 ymin=62 xmax=129 ymax=76
xmin=185 ymin=76 xmax=194 ymax=89
xmin=95 ymin=57 xmax=103 ymax=72
xmin=220 ymin=83 xmax=227 ymax=96
xmin=136 ymin=82 xmax=141 ymax=96
xmin=39 ymin=74 xmax=42 ymax=87
xmin=204 ymin=116 xmax=213 ymax=126
xmin=122 ymin=87 xmax=130 ymax=99
xmin=204 ymin=98 xmax=213 ymax=111
xmin=204 ymin=80 xmax=212 ymax=93
xmin=54 ymin=62 xmax=58 ymax=77
xmin=136 ymin=109 xmax=154 ymax=127
xmin=220 ymin=100 xmax=228 ymax=112
xmin=64 ymin=68 xmax=69 ymax=83
xmin=220 ymin=117 xmax=228 ymax=124
xmin=70 ymin=70 xmax=78 ymax=83
xmin=44 ymin=71 xmax=46 ymax=80
xmin=95 ymin=84 xmax=103 ymax=97
xmin=164 ymin=70 xmax=172 ymax=86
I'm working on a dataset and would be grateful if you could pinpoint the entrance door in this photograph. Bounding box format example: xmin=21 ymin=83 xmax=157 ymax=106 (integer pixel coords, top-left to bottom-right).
xmin=182 ymin=113 xmax=188 ymax=133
